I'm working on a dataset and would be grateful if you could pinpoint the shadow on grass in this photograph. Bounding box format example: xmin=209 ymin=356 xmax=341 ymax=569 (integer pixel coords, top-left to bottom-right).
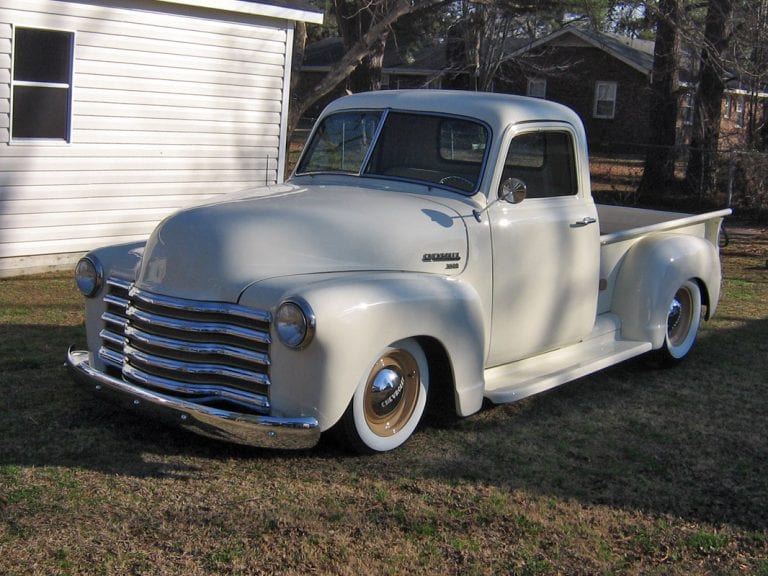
xmin=0 ymin=324 xmax=305 ymax=480
xmin=1 ymin=317 xmax=766 ymax=532
xmin=415 ymin=315 xmax=768 ymax=532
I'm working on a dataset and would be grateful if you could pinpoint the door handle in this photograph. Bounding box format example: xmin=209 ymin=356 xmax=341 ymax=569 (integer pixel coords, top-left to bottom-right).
xmin=572 ymin=217 xmax=597 ymax=227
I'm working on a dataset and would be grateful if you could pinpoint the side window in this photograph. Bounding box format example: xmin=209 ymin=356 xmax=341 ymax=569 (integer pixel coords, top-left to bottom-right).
xmin=501 ymin=131 xmax=577 ymax=198
xmin=11 ymin=27 xmax=74 ymax=141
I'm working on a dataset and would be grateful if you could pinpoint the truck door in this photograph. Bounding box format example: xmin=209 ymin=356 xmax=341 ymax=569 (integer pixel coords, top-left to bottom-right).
xmin=486 ymin=125 xmax=600 ymax=367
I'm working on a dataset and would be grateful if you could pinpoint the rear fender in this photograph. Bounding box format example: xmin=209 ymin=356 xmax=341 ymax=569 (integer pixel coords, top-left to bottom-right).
xmin=611 ymin=234 xmax=721 ymax=349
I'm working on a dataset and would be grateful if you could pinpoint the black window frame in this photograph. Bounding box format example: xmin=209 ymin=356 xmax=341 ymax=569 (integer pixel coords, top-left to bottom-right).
xmin=11 ymin=25 xmax=75 ymax=143
xmin=500 ymin=130 xmax=578 ymax=199
xmin=295 ymin=108 xmax=492 ymax=196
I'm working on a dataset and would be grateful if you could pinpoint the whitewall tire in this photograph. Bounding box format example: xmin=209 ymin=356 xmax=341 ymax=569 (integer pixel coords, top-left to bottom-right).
xmin=659 ymin=279 xmax=702 ymax=363
xmin=337 ymin=338 xmax=429 ymax=453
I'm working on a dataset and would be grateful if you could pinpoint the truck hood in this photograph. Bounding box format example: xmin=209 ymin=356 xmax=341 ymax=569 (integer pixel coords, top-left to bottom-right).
xmin=136 ymin=183 xmax=469 ymax=302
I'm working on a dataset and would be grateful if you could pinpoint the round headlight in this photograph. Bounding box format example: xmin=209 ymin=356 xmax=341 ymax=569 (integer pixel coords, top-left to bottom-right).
xmin=275 ymin=299 xmax=315 ymax=349
xmin=74 ymin=256 xmax=103 ymax=297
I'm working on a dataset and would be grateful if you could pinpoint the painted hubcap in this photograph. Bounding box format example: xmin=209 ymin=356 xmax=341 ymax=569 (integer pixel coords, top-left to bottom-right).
xmin=667 ymin=288 xmax=693 ymax=347
xmin=363 ymin=350 xmax=420 ymax=437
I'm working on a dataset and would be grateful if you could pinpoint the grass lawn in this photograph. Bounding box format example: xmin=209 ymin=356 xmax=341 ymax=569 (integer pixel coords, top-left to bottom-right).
xmin=1 ymin=225 xmax=766 ymax=575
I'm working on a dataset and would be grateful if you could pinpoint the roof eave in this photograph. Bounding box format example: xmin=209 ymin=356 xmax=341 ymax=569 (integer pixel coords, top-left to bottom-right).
xmin=511 ymin=27 xmax=651 ymax=77
xmin=152 ymin=0 xmax=324 ymax=24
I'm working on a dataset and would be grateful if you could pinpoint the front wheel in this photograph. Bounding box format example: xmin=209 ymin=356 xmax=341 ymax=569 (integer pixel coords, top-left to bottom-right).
xmin=335 ymin=338 xmax=429 ymax=453
xmin=657 ymin=279 xmax=702 ymax=364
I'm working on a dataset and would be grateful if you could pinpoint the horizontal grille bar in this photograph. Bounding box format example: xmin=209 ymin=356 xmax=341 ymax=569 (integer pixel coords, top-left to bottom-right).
xmin=124 ymin=344 xmax=270 ymax=387
xmin=125 ymin=325 xmax=269 ymax=367
xmin=107 ymin=277 xmax=133 ymax=292
xmin=130 ymin=287 xmax=271 ymax=325
xmin=102 ymin=311 xmax=128 ymax=331
xmin=103 ymin=292 xmax=129 ymax=310
xmin=99 ymin=328 xmax=126 ymax=349
xmin=98 ymin=346 xmax=124 ymax=370
xmin=122 ymin=364 xmax=270 ymax=411
xmin=127 ymin=306 xmax=270 ymax=345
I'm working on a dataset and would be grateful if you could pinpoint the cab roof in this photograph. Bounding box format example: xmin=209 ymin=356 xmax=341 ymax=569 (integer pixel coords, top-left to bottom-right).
xmin=322 ymin=90 xmax=583 ymax=132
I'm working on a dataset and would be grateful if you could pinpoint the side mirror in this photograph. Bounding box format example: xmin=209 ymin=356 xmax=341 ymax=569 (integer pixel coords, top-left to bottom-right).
xmin=500 ymin=178 xmax=527 ymax=204
xmin=473 ymin=177 xmax=528 ymax=222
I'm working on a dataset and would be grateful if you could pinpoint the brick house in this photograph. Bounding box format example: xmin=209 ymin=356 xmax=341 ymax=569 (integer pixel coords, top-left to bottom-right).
xmin=502 ymin=25 xmax=657 ymax=153
xmin=504 ymin=24 xmax=767 ymax=154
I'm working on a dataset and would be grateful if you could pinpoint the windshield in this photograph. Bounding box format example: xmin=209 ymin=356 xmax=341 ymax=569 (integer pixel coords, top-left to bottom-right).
xmin=296 ymin=110 xmax=489 ymax=194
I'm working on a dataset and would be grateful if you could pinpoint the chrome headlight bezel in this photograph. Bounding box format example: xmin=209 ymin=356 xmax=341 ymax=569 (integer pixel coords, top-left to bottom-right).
xmin=275 ymin=298 xmax=315 ymax=350
xmin=74 ymin=256 xmax=104 ymax=298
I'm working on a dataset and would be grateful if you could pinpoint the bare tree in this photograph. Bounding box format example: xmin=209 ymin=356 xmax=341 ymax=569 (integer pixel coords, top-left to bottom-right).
xmin=637 ymin=0 xmax=683 ymax=202
xmin=684 ymin=0 xmax=733 ymax=198
xmin=731 ymin=0 xmax=768 ymax=150
xmin=288 ymin=0 xmax=453 ymax=138
xmin=334 ymin=0 xmax=394 ymax=93
xmin=448 ymin=0 xmax=584 ymax=92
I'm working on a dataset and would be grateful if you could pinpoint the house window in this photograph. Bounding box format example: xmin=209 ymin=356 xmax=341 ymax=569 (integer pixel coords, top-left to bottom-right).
xmin=681 ymin=93 xmax=695 ymax=125
xmin=527 ymin=79 xmax=546 ymax=99
xmin=593 ymin=81 xmax=617 ymax=119
xmin=724 ymin=94 xmax=732 ymax=119
xmin=735 ymin=97 xmax=745 ymax=128
xmin=11 ymin=26 xmax=74 ymax=141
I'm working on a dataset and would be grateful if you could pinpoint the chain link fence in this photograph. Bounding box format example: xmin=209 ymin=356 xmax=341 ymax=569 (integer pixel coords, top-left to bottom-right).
xmin=590 ymin=146 xmax=768 ymax=222
xmin=727 ymin=150 xmax=768 ymax=221
xmin=290 ymin=126 xmax=767 ymax=221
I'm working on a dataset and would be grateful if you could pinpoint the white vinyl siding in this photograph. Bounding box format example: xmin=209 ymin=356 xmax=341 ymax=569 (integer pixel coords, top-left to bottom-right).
xmin=0 ymin=0 xmax=296 ymax=275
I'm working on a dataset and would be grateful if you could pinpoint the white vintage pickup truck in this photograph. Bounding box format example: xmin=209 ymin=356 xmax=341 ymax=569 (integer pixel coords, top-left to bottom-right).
xmin=67 ymin=90 xmax=730 ymax=453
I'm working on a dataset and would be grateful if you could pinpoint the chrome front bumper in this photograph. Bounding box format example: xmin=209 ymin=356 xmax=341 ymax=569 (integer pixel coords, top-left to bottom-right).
xmin=66 ymin=348 xmax=321 ymax=450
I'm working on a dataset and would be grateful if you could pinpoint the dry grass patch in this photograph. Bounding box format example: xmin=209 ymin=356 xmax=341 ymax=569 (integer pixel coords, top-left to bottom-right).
xmin=1 ymin=226 xmax=767 ymax=575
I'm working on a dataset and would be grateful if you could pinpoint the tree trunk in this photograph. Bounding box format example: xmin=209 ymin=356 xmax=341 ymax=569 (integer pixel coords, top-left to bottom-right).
xmin=287 ymin=0 xmax=448 ymax=137
xmin=684 ymin=0 xmax=733 ymax=200
xmin=638 ymin=0 xmax=682 ymax=204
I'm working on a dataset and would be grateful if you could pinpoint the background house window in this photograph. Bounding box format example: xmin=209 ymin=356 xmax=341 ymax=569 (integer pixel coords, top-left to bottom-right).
xmin=527 ymin=79 xmax=546 ymax=99
xmin=593 ymin=81 xmax=617 ymax=119
xmin=681 ymin=93 xmax=695 ymax=125
xmin=11 ymin=26 xmax=74 ymax=141
xmin=724 ymin=94 xmax=732 ymax=119
xmin=735 ymin=97 xmax=745 ymax=128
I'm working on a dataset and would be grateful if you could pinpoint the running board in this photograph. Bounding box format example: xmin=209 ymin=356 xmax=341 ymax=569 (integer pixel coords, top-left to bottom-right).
xmin=484 ymin=315 xmax=652 ymax=404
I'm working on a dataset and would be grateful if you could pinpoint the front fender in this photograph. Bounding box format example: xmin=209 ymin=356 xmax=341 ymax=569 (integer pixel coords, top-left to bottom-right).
xmin=611 ymin=233 xmax=721 ymax=349
xmin=239 ymin=272 xmax=487 ymax=431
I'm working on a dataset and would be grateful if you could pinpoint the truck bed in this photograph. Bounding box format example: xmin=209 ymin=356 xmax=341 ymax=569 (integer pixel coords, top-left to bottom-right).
xmin=597 ymin=204 xmax=731 ymax=245
xmin=596 ymin=204 xmax=731 ymax=315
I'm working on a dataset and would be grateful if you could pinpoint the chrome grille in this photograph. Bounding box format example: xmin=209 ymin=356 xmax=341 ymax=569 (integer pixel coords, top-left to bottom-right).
xmin=98 ymin=278 xmax=271 ymax=414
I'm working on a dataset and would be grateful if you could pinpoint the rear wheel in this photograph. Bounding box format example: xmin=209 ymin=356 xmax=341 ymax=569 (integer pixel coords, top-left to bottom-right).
xmin=336 ymin=338 xmax=429 ymax=453
xmin=658 ymin=280 xmax=702 ymax=364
